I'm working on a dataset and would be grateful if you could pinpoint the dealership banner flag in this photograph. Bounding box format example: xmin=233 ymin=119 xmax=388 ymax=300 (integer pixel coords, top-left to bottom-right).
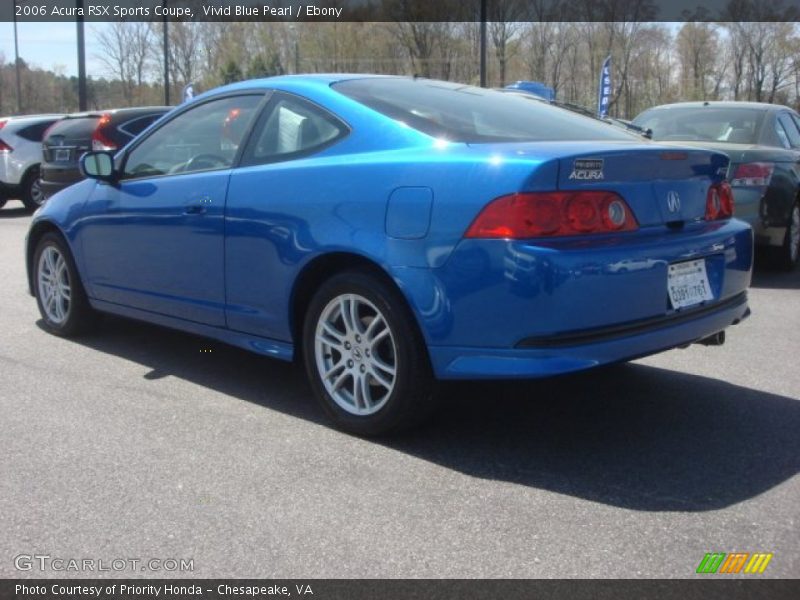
xmin=597 ymin=55 xmax=612 ymax=119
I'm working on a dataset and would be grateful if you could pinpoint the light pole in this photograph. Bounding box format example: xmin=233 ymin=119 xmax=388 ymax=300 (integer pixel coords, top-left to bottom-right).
xmin=76 ymin=0 xmax=87 ymax=110
xmin=163 ymin=0 xmax=170 ymax=104
xmin=479 ymin=0 xmax=487 ymax=87
xmin=13 ymin=0 xmax=22 ymax=112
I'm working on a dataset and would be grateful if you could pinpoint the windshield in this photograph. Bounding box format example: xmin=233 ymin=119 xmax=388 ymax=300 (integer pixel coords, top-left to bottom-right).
xmin=633 ymin=106 xmax=766 ymax=144
xmin=334 ymin=78 xmax=637 ymax=143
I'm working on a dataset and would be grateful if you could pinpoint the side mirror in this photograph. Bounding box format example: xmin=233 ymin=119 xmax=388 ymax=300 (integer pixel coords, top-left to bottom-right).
xmin=79 ymin=151 xmax=116 ymax=181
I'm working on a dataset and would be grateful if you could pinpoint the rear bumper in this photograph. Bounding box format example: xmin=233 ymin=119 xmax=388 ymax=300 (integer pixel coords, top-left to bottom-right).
xmin=429 ymin=293 xmax=749 ymax=379
xmin=40 ymin=163 xmax=83 ymax=198
xmin=395 ymin=218 xmax=753 ymax=379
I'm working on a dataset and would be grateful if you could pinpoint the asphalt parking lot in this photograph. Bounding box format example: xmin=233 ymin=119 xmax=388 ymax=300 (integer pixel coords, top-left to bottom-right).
xmin=1 ymin=202 xmax=798 ymax=579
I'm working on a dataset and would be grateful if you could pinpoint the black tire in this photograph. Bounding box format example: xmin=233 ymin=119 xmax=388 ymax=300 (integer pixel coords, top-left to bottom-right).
xmin=33 ymin=232 xmax=96 ymax=336
xmin=770 ymin=201 xmax=800 ymax=271
xmin=302 ymin=270 xmax=435 ymax=436
xmin=20 ymin=166 xmax=45 ymax=212
xmin=0 ymin=197 xmax=7 ymax=209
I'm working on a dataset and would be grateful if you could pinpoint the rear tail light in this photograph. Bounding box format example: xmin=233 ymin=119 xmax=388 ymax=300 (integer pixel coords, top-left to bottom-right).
xmin=0 ymin=119 xmax=7 ymax=130
xmin=705 ymin=182 xmax=734 ymax=220
xmin=465 ymin=191 xmax=638 ymax=239
xmin=0 ymin=139 xmax=13 ymax=152
xmin=91 ymin=113 xmax=118 ymax=151
xmin=730 ymin=162 xmax=774 ymax=187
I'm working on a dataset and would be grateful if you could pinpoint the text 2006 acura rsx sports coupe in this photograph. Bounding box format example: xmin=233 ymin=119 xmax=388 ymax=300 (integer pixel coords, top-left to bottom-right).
xmin=26 ymin=75 xmax=753 ymax=435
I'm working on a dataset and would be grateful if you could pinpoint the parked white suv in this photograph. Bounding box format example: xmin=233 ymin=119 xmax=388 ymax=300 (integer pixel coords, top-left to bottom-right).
xmin=0 ymin=114 xmax=64 ymax=211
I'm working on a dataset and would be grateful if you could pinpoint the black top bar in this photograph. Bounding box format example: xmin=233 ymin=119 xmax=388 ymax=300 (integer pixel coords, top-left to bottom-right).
xmin=3 ymin=0 xmax=800 ymax=23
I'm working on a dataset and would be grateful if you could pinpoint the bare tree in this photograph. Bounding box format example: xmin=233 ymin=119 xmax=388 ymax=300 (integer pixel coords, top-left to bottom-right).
xmin=168 ymin=21 xmax=204 ymax=91
xmin=95 ymin=23 xmax=135 ymax=105
xmin=489 ymin=0 xmax=525 ymax=86
xmin=764 ymin=23 xmax=797 ymax=103
xmin=676 ymin=22 xmax=720 ymax=100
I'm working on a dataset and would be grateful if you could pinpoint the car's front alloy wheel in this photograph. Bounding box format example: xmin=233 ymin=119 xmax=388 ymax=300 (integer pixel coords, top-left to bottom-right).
xmin=38 ymin=245 xmax=71 ymax=324
xmin=34 ymin=232 xmax=95 ymax=336
xmin=303 ymin=271 xmax=434 ymax=435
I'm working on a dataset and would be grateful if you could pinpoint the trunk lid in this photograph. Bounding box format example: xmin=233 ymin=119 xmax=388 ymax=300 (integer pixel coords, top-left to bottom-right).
xmin=469 ymin=141 xmax=729 ymax=226
xmin=43 ymin=115 xmax=100 ymax=164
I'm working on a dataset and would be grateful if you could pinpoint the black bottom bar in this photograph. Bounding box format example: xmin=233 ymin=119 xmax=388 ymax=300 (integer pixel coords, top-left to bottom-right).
xmin=1 ymin=579 xmax=798 ymax=600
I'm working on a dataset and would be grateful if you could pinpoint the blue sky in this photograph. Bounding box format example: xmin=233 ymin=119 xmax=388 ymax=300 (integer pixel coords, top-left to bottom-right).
xmin=0 ymin=22 xmax=105 ymax=76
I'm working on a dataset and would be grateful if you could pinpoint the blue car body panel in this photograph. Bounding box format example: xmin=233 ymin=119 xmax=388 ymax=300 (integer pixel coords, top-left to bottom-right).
xmin=28 ymin=75 xmax=754 ymax=380
xmin=80 ymin=169 xmax=230 ymax=325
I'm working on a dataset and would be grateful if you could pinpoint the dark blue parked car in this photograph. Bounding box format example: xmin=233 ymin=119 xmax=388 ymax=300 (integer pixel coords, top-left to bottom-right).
xmin=26 ymin=75 xmax=753 ymax=435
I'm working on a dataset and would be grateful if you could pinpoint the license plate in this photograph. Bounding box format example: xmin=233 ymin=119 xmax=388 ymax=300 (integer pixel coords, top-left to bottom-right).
xmin=668 ymin=259 xmax=714 ymax=309
xmin=54 ymin=148 xmax=70 ymax=162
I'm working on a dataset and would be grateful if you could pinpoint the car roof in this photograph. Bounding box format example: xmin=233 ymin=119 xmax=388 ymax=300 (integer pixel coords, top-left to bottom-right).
xmin=237 ymin=73 xmax=393 ymax=86
xmin=1 ymin=113 xmax=64 ymax=121
xmin=204 ymin=73 xmax=405 ymax=97
xmin=642 ymin=101 xmax=794 ymax=113
xmin=63 ymin=106 xmax=170 ymax=119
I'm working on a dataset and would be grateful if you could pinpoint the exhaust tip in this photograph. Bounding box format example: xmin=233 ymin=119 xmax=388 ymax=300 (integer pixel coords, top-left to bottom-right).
xmin=696 ymin=331 xmax=726 ymax=346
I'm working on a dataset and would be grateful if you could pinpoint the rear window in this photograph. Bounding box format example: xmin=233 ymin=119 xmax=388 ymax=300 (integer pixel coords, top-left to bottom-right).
xmin=44 ymin=116 xmax=100 ymax=142
xmin=333 ymin=78 xmax=635 ymax=143
xmin=633 ymin=107 xmax=766 ymax=144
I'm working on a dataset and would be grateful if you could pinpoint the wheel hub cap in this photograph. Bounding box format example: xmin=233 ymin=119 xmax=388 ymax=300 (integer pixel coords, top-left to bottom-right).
xmin=37 ymin=246 xmax=71 ymax=324
xmin=314 ymin=293 xmax=397 ymax=416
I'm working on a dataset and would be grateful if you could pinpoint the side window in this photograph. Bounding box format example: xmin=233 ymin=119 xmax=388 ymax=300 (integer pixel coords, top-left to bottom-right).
xmin=241 ymin=93 xmax=347 ymax=166
xmin=18 ymin=120 xmax=59 ymax=142
xmin=777 ymin=113 xmax=800 ymax=148
xmin=775 ymin=119 xmax=791 ymax=149
xmin=123 ymin=95 xmax=261 ymax=178
xmin=119 ymin=114 xmax=162 ymax=138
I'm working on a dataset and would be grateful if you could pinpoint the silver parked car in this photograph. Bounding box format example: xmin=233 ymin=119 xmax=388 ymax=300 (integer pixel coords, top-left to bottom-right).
xmin=0 ymin=114 xmax=64 ymax=211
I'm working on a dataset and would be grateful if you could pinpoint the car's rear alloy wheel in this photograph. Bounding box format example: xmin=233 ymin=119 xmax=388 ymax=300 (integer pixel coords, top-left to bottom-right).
xmin=21 ymin=167 xmax=45 ymax=212
xmin=315 ymin=294 xmax=397 ymax=416
xmin=303 ymin=271 xmax=434 ymax=435
xmin=34 ymin=233 xmax=96 ymax=336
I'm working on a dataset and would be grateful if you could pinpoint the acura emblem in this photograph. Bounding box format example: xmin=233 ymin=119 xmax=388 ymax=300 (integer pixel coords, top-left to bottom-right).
xmin=666 ymin=190 xmax=681 ymax=213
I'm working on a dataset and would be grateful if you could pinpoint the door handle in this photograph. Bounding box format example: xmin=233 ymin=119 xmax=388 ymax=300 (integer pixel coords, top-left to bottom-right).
xmin=184 ymin=195 xmax=212 ymax=215
xmin=183 ymin=204 xmax=207 ymax=215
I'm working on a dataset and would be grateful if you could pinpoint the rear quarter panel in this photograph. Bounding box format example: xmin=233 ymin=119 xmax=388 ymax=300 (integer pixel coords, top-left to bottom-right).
xmin=223 ymin=144 xmax=543 ymax=341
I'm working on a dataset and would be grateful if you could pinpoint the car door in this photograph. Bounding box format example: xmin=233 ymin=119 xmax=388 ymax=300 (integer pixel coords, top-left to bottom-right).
xmin=79 ymin=93 xmax=264 ymax=326
xmin=779 ymin=112 xmax=800 ymax=173
xmin=223 ymin=92 xmax=350 ymax=340
xmin=774 ymin=113 xmax=800 ymax=221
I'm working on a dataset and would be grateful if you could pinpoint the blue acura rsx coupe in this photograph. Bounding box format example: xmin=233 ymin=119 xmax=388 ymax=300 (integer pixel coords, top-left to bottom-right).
xmin=26 ymin=75 xmax=753 ymax=435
